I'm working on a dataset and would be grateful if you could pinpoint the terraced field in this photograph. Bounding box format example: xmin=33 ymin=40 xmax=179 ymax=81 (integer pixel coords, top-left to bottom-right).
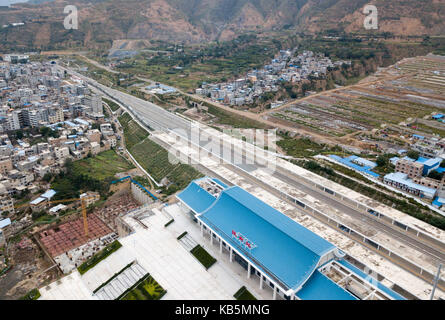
xmin=118 ymin=112 xmax=149 ymax=150
xmin=268 ymin=55 xmax=445 ymax=151
xmin=130 ymin=139 xmax=203 ymax=194
xmin=118 ymin=112 xmax=203 ymax=194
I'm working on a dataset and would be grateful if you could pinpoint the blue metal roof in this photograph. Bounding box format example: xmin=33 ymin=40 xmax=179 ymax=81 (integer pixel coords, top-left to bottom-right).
xmin=336 ymin=260 xmax=405 ymax=300
xmin=198 ymin=186 xmax=336 ymax=291
xmin=436 ymin=167 xmax=445 ymax=173
xmin=177 ymin=178 xmax=406 ymax=299
xmin=384 ymin=172 xmax=436 ymax=196
xmin=177 ymin=181 xmax=217 ymax=213
xmin=41 ymin=189 xmax=56 ymax=200
xmin=432 ymin=197 xmax=444 ymax=207
xmin=297 ymin=270 xmax=357 ymax=300
xmin=329 ymin=155 xmax=379 ymax=178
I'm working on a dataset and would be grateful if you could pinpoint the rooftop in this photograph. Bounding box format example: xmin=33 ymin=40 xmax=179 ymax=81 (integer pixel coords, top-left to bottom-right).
xmin=0 ymin=218 xmax=11 ymax=229
xmin=178 ymin=179 xmax=338 ymax=293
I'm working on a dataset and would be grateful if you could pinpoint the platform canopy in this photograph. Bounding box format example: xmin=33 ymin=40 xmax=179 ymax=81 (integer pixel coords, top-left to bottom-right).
xmin=178 ymin=179 xmax=338 ymax=293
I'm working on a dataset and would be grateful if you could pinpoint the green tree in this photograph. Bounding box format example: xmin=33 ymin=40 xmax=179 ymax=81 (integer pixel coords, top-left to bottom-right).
xmin=376 ymin=155 xmax=388 ymax=167
xmin=406 ymin=150 xmax=420 ymax=160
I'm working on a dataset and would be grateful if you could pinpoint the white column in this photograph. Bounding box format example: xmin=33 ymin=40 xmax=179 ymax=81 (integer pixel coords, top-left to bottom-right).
xmin=200 ymin=223 xmax=203 ymax=237
xmin=229 ymin=247 xmax=233 ymax=263
xmin=273 ymin=286 xmax=277 ymax=300
xmin=247 ymin=263 xmax=251 ymax=279
xmin=260 ymin=275 xmax=264 ymax=290
xmin=210 ymin=232 xmax=213 ymax=245
xmin=291 ymin=292 xmax=295 ymax=301
xmin=219 ymin=240 xmax=223 ymax=254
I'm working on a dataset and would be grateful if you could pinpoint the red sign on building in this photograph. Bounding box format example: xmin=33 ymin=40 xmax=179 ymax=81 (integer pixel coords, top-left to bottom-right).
xmin=231 ymin=230 xmax=257 ymax=250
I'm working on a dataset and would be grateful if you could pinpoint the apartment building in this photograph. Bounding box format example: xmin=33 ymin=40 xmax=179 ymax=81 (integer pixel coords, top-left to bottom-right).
xmin=0 ymin=158 xmax=12 ymax=175
xmin=395 ymin=159 xmax=424 ymax=178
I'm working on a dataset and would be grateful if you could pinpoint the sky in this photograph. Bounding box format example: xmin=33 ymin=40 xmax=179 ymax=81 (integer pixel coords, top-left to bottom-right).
xmin=0 ymin=0 xmax=27 ymax=6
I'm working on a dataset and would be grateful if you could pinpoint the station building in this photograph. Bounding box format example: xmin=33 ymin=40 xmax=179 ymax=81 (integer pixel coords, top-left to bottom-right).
xmin=177 ymin=177 xmax=405 ymax=300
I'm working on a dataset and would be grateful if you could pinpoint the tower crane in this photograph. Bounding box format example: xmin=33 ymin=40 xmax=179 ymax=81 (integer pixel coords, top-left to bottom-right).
xmin=14 ymin=195 xmax=95 ymax=238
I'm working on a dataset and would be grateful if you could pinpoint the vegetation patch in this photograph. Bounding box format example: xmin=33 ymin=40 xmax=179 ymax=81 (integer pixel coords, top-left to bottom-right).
xmin=120 ymin=274 xmax=166 ymax=300
xmin=234 ymin=286 xmax=257 ymax=300
xmin=78 ymin=240 xmax=122 ymax=275
xmin=118 ymin=110 xmax=203 ymax=195
xmin=129 ymin=138 xmax=203 ymax=195
xmin=103 ymin=97 xmax=121 ymax=112
xmin=190 ymin=244 xmax=217 ymax=270
xmin=20 ymin=288 xmax=41 ymax=300
xmin=177 ymin=231 xmax=188 ymax=240
xmin=73 ymin=150 xmax=134 ymax=181
xmin=164 ymin=219 xmax=175 ymax=227
xmin=277 ymin=136 xmax=342 ymax=158
xmin=117 ymin=112 xmax=149 ymax=150
xmin=206 ymin=104 xmax=268 ymax=129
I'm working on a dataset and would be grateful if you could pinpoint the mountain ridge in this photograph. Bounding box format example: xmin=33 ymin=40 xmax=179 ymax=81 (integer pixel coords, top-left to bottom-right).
xmin=0 ymin=0 xmax=444 ymax=51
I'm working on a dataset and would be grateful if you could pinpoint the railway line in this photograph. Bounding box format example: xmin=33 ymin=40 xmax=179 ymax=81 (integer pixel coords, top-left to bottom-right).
xmin=63 ymin=66 xmax=445 ymax=290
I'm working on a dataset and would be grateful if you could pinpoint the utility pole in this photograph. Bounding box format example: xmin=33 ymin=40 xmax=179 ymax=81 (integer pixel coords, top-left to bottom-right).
xmin=430 ymin=263 xmax=443 ymax=300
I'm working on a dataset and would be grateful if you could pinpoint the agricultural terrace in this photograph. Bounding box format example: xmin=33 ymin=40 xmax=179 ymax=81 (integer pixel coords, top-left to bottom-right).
xmin=267 ymin=55 xmax=445 ymax=149
xmin=118 ymin=112 xmax=149 ymax=150
xmin=103 ymin=97 xmax=121 ymax=112
xmin=398 ymin=56 xmax=445 ymax=95
xmin=118 ymin=113 xmax=203 ymax=194
xmin=272 ymin=92 xmax=444 ymax=138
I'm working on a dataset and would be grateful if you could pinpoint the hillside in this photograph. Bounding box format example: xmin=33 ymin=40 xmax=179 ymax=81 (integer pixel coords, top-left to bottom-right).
xmin=0 ymin=0 xmax=444 ymax=51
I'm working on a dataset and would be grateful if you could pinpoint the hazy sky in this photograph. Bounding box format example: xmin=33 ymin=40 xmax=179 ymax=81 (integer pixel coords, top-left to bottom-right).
xmin=0 ymin=0 xmax=27 ymax=6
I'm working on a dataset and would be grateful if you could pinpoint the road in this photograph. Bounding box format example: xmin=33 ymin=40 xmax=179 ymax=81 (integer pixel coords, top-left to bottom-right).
xmin=63 ymin=66 xmax=445 ymax=273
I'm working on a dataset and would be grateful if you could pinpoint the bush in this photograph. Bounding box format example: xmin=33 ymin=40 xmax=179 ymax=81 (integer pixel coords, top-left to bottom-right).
xmin=20 ymin=288 xmax=41 ymax=300
xmin=119 ymin=274 xmax=166 ymax=300
xmin=234 ymin=286 xmax=256 ymax=300
xmin=78 ymin=241 xmax=122 ymax=275
xmin=190 ymin=245 xmax=216 ymax=270
xmin=177 ymin=231 xmax=188 ymax=240
xmin=164 ymin=219 xmax=174 ymax=227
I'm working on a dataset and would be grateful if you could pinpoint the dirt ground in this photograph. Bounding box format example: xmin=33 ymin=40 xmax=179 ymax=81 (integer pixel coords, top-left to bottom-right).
xmin=0 ymin=189 xmax=140 ymax=300
xmin=0 ymin=237 xmax=59 ymax=300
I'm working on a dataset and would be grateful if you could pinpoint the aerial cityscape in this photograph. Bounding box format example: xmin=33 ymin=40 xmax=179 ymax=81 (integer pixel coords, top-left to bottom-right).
xmin=0 ymin=0 xmax=444 ymax=309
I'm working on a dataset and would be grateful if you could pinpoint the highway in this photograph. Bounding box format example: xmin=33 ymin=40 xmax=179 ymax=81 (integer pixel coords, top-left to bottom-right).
xmin=63 ymin=66 xmax=445 ymax=268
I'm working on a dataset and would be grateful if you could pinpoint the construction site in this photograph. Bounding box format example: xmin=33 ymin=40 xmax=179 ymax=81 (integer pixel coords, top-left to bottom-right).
xmin=0 ymin=176 xmax=154 ymax=299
